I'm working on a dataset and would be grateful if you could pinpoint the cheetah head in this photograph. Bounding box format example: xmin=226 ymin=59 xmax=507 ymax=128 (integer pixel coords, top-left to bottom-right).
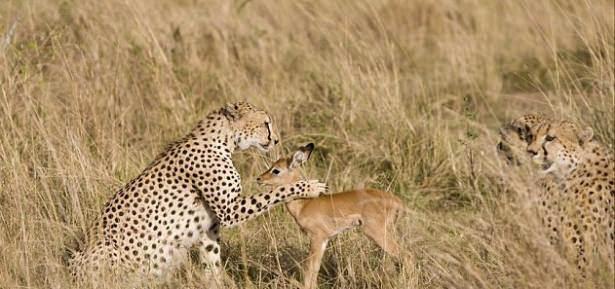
xmin=222 ymin=102 xmax=279 ymax=151
xmin=526 ymin=120 xmax=593 ymax=179
xmin=497 ymin=114 xmax=548 ymax=165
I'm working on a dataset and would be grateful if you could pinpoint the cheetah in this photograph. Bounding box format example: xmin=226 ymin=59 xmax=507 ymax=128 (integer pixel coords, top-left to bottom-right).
xmin=497 ymin=114 xmax=565 ymax=245
xmin=497 ymin=113 xmax=550 ymax=166
xmin=527 ymin=120 xmax=614 ymax=273
xmin=68 ymin=102 xmax=328 ymax=287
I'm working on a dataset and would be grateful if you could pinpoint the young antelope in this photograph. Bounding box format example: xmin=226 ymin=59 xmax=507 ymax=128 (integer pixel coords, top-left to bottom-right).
xmin=257 ymin=143 xmax=407 ymax=289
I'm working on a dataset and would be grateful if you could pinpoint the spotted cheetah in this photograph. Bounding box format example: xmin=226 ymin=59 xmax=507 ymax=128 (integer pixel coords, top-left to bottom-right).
xmin=497 ymin=114 xmax=565 ymax=240
xmin=68 ymin=102 xmax=328 ymax=286
xmin=497 ymin=113 xmax=550 ymax=166
xmin=527 ymin=120 xmax=614 ymax=273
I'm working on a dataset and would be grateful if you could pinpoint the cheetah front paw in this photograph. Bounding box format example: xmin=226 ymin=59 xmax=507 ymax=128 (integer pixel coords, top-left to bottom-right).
xmin=303 ymin=179 xmax=328 ymax=198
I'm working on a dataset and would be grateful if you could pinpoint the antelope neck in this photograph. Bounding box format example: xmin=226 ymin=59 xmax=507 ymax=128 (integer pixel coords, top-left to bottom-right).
xmin=285 ymin=198 xmax=309 ymax=218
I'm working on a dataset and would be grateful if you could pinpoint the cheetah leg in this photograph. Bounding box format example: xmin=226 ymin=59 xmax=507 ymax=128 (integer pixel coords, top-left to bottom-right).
xmin=542 ymin=212 xmax=560 ymax=246
xmin=198 ymin=227 xmax=224 ymax=288
xmin=217 ymin=180 xmax=326 ymax=227
xmin=561 ymin=215 xmax=589 ymax=278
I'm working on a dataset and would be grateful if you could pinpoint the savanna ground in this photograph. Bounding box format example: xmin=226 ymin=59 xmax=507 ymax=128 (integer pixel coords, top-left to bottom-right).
xmin=0 ymin=0 xmax=613 ymax=288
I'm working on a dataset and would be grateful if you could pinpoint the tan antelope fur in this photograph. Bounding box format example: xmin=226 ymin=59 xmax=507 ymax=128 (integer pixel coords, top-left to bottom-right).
xmin=257 ymin=143 xmax=407 ymax=289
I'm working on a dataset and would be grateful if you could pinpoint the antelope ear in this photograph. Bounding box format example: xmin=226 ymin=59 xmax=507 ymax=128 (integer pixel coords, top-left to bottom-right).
xmin=578 ymin=127 xmax=593 ymax=145
xmin=302 ymin=143 xmax=315 ymax=158
xmin=290 ymin=150 xmax=308 ymax=169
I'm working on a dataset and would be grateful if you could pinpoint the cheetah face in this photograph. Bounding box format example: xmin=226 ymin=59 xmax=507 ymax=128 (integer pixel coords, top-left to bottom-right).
xmin=497 ymin=114 xmax=546 ymax=165
xmin=234 ymin=110 xmax=279 ymax=152
xmin=221 ymin=102 xmax=280 ymax=151
xmin=528 ymin=121 xmax=593 ymax=179
xmin=541 ymin=138 xmax=575 ymax=177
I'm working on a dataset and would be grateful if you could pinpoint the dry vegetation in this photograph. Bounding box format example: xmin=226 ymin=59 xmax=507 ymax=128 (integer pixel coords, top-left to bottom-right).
xmin=0 ymin=0 xmax=613 ymax=288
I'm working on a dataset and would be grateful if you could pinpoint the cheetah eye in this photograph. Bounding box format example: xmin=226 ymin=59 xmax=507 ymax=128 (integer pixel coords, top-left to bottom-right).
xmin=272 ymin=169 xmax=280 ymax=175
xmin=524 ymin=134 xmax=533 ymax=143
xmin=545 ymin=135 xmax=556 ymax=142
xmin=516 ymin=127 xmax=527 ymax=139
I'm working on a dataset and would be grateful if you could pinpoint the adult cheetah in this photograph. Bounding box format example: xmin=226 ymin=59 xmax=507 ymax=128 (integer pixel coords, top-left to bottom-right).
xmin=528 ymin=120 xmax=614 ymax=274
xmin=68 ymin=102 xmax=328 ymax=286
xmin=497 ymin=113 xmax=550 ymax=166
xmin=497 ymin=114 xmax=565 ymax=245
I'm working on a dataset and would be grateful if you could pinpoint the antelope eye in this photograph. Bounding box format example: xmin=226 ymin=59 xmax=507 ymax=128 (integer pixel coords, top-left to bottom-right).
xmin=545 ymin=135 xmax=556 ymax=142
xmin=272 ymin=169 xmax=280 ymax=175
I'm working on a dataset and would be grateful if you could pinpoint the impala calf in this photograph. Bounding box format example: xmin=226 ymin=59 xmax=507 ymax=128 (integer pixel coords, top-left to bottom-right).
xmin=257 ymin=143 xmax=407 ymax=289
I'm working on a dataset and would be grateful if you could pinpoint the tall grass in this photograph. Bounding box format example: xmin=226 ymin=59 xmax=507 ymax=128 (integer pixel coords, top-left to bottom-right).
xmin=0 ymin=0 xmax=613 ymax=288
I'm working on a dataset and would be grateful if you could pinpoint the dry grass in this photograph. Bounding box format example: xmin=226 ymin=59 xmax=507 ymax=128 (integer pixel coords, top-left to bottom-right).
xmin=0 ymin=0 xmax=613 ymax=288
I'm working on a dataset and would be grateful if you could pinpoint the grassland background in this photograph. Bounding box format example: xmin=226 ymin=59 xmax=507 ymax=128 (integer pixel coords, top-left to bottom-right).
xmin=0 ymin=0 xmax=613 ymax=288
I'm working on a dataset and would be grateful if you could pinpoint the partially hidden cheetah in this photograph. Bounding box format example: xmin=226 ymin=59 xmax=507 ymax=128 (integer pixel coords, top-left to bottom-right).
xmin=497 ymin=113 xmax=550 ymax=166
xmin=497 ymin=114 xmax=564 ymax=244
xmin=527 ymin=120 xmax=614 ymax=274
xmin=68 ymin=102 xmax=328 ymax=286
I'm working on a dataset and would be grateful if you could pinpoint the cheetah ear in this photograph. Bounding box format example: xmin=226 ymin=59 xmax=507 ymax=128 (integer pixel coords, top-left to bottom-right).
xmin=577 ymin=127 xmax=593 ymax=145
xmin=221 ymin=103 xmax=241 ymax=121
